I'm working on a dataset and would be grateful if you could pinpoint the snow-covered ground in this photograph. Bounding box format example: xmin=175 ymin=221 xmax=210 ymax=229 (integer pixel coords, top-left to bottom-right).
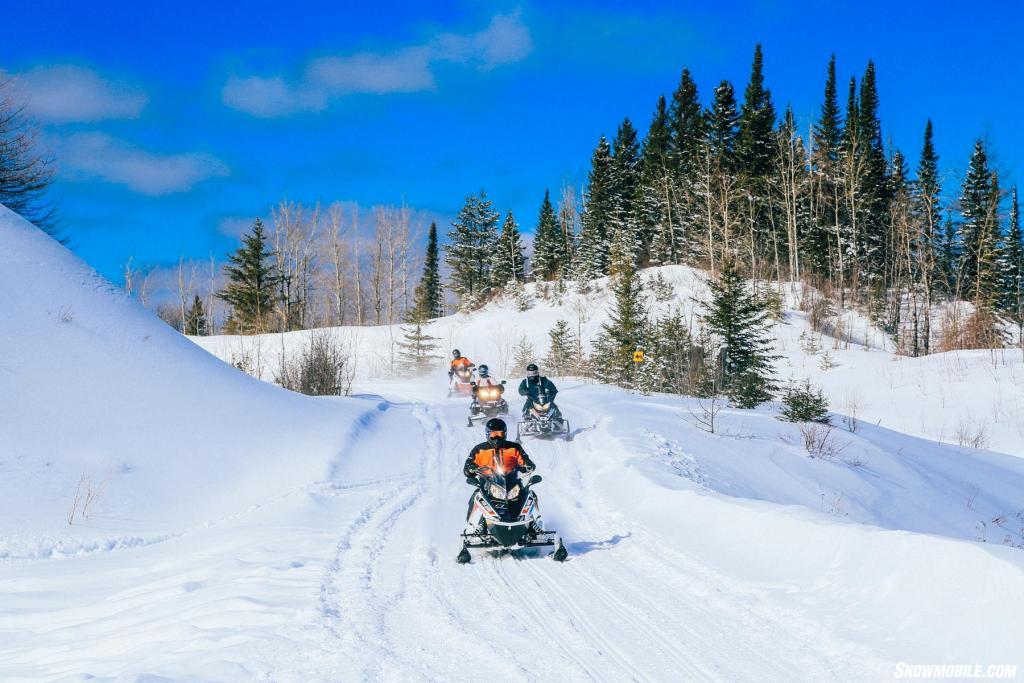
xmin=3 ymin=203 xmax=1024 ymax=680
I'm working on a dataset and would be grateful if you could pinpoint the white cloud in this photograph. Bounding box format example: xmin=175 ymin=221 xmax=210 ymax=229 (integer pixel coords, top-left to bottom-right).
xmin=223 ymin=11 xmax=532 ymax=117
xmin=57 ymin=133 xmax=228 ymax=195
xmin=12 ymin=65 xmax=148 ymax=123
xmin=222 ymin=76 xmax=326 ymax=118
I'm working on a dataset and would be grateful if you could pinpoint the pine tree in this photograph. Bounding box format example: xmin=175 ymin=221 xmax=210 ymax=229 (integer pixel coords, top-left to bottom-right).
xmin=779 ymin=379 xmax=830 ymax=423
xmin=184 ymin=295 xmax=209 ymax=336
xmin=646 ymin=309 xmax=701 ymax=395
xmin=577 ymin=136 xmax=614 ymax=278
xmin=702 ymin=258 xmax=777 ymax=407
xmin=938 ymin=211 xmax=960 ymax=295
xmin=218 ymin=218 xmax=278 ymax=334
xmin=1003 ymin=187 xmax=1024 ymax=345
xmin=591 ymin=266 xmax=649 ymax=387
xmin=609 ymin=117 xmax=643 ymax=274
xmin=413 ymin=221 xmax=444 ymax=320
xmin=736 ymin=44 xmax=777 ymax=182
xmin=445 ymin=190 xmax=500 ymax=308
xmin=531 ymin=191 xmax=565 ymax=280
xmin=491 ymin=210 xmax=526 ymax=287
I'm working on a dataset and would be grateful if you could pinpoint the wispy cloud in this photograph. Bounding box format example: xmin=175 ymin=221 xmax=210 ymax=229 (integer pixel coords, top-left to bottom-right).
xmin=56 ymin=133 xmax=228 ymax=195
xmin=223 ymin=10 xmax=532 ymax=117
xmin=11 ymin=65 xmax=148 ymax=123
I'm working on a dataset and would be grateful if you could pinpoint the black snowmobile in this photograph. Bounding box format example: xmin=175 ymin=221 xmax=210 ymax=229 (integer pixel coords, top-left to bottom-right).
xmin=466 ymin=381 xmax=509 ymax=427
xmin=457 ymin=467 xmax=567 ymax=564
xmin=517 ymin=394 xmax=571 ymax=441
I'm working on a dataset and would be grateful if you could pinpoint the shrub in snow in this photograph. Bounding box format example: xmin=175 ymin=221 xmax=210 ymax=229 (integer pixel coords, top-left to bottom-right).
xmin=779 ymin=380 xmax=831 ymax=424
xmin=277 ymin=330 xmax=352 ymax=396
xmin=797 ymin=423 xmax=847 ymax=460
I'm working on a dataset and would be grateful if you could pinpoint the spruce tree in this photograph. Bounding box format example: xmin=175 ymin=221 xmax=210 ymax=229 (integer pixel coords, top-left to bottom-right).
xmin=591 ymin=266 xmax=649 ymax=388
xmin=397 ymin=321 xmax=440 ymax=375
xmin=577 ymin=136 xmax=614 ymax=278
xmin=702 ymin=258 xmax=777 ymax=407
xmin=609 ymin=117 xmax=643 ymax=274
xmin=913 ymin=120 xmax=942 ymax=354
xmin=808 ymin=54 xmax=842 ymax=277
xmin=1003 ymin=186 xmax=1024 ymax=344
xmin=642 ymin=96 xmax=675 ymax=265
xmin=668 ymin=67 xmax=706 ymax=178
xmin=218 ymin=218 xmax=278 ymax=334
xmin=491 ymin=210 xmax=526 ymax=287
xmin=413 ymin=221 xmax=444 ymax=320
xmin=736 ymin=44 xmax=777 ymax=181
xmin=857 ymin=61 xmax=890 ymax=281
xmin=544 ymin=319 xmax=579 ymax=377
xmin=707 ymin=81 xmax=740 ymax=168
xmin=959 ymin=140 xmax=1002 ymax=312
xmin=184 ymin=295 xmax=209 ymax=336
xmin=445 ymin=190 xmax=500 ymax=307
xmin=531 ymin=191 xmax=564 ymax=280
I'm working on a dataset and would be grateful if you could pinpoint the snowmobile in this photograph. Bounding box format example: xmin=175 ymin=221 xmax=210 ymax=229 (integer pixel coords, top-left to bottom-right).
xmin=457 ymin=466 xmax=567 ymax=564
xmin=517 ymin=395 xmax=571 ymax=441
xmin=466 ymin=381 xmax=509 ymax=427
xmin=448 ymin=365 xmax=476 ymax=397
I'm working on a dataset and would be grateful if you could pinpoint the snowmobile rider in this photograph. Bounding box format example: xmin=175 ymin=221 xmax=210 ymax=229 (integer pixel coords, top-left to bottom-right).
xmin=518 ymin=363 xmax=562 ymax=420
xmin=448 ymin=349 xmax=475 ymax=379
xmin=464 ymin=418 xmax=536 ymax=481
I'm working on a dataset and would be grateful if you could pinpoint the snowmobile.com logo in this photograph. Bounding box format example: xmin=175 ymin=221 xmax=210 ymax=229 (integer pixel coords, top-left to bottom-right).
xmin=893 ymin=663 xmax=1018 ymax=679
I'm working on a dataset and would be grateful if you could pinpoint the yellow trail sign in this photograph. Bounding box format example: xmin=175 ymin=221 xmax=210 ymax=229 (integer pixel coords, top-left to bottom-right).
xmin=633 ymin=350 xmax=645 ymax=363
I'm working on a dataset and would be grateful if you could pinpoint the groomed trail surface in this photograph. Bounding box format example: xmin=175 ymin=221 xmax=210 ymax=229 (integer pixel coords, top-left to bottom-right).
xmin=6 ymin=377 xmax=1024 ymax=680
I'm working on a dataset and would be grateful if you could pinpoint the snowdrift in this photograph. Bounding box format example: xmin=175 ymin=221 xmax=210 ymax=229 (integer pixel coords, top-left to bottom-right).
xmin=0 ymin=205 xmax=355 ymax=558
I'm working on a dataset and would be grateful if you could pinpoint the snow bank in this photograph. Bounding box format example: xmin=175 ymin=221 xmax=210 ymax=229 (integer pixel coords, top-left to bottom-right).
xmin=0 ymin=205 xmax=356 ymax=557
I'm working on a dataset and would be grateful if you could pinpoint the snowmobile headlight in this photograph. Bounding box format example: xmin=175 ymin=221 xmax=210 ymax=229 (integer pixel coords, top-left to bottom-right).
xmin=488 ymin=483 xmax=507 ymax=500
xmin=507 ymin=484 xmax=521 ymax=500
xmin=536 ymin=403 xmax=549 ymax=411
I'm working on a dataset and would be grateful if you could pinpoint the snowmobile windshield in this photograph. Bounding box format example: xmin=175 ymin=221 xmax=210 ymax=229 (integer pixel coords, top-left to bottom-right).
xmin=478 ymin=470 xmax=522 ymax=500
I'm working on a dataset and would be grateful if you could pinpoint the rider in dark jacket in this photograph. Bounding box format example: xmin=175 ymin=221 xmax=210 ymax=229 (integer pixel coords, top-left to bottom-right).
xmin=517 ymin=363 xmax=562 ymax=420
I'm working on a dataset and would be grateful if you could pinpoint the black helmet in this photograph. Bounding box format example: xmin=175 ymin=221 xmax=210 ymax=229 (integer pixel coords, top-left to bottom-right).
xmin=452 ymin=349 xmax=461 ymax=358
xmin=485 ymin=417 xmax=506 ymax=440
xmin=526 ymin=363 xmax=539 ymax=377
xmin=478 ymin=364 xmax=489 ymax=377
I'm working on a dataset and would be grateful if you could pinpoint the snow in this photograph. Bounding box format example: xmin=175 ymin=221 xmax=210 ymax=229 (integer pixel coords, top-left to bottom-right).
xmin=3 ymin=204 xmax=1024 ymax=680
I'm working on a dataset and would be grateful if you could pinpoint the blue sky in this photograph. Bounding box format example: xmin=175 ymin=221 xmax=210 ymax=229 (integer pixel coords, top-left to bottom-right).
xmin=4 ymin=1 xmax=1022 ymax=281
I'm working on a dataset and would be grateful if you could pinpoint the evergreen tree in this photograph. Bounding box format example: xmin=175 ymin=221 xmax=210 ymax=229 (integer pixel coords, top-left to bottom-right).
xmin=184 ymin=295 xmax=209 ymax=336
xmin=702 ymin=258 xmax=777 ymax=407
xmin=645 ymin=309 xmax=702 ymax=395
xmin=959 ymin=140 xmax=1003 ymax=311
xmin=913 ymin=120 xmax=942 ymax=353
xmin=1002 ymin=186 xmax=1024 ymax=343
xmin=938 ymin=211 xmax=960 ymax=295
xmin=491 ymin=210 xmax=526 ymax=286
xmin=218 ymin=218 xmax=278 ymax=334
xmin=609 ymin=117 xmax=643 ymax=274
xmin=808 ymin=54 xmax=843 ymax=276
xmin=591 ymin=266 xmax=649 ymax=387
xmin=856 ymin=61 xmax=890 ymax=281
xmin=544 ymin=319 xmax=580 ymax=377
xmin=668 ymin=67 xmax=706 ymax=178
xmin=642 ymin=96 xmax=676 ymax=265
xmin=531 ymin=191 xmax=564 ymax=280
xmin=577 ymin=136 xmax=614 ymax=278
xmin=707 ymin=80 xmax=740 ymax=168
xmin=413 ymin=221 xmax=444 ymax=320
xmin=397 ymin=322 xmax=440 ymax=375
xmin=779 ymin=379 xmax=830 ymax=423
xmin=445 ymin=190 xmax=500 ymax=307
xmin=736 ymin=44 xmax=777 ymax=181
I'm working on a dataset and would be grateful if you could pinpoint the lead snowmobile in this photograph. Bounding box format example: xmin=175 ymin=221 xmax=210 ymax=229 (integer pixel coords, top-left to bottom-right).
xmin=457 ymin=466 xmax=567 ymax=564
xmin=448 ymin=365 xmax=476 ymax=397
xmin=517 ymin=396 xmax=571 ymax=441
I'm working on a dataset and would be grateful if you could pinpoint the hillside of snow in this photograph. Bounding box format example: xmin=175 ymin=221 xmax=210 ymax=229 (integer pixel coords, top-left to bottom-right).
xmin=3 ymin=203 xmax=1024 ymax=679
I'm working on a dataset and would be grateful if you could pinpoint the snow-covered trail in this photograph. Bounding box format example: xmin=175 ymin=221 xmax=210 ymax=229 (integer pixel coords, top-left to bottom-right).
xmin=274 ymin=381 xmax=887 ymax=681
